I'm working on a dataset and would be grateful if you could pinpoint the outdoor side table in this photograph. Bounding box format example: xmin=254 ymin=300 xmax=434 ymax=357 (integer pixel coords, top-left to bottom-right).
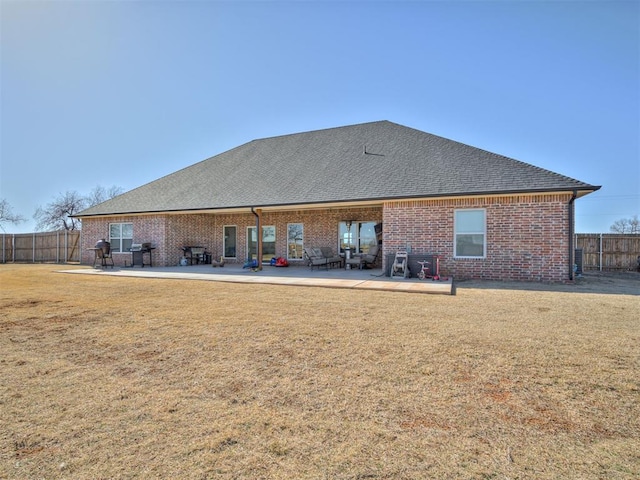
xmin=346 ymin=256 xmax=363 ymax=270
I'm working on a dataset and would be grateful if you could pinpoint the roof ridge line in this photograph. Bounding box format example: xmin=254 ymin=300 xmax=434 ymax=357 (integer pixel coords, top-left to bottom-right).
xmin=251 ymin=120 xmax=392 ymax=142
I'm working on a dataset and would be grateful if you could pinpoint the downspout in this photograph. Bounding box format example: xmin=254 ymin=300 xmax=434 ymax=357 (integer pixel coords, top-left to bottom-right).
xmin=250 ymin=207 xmax=263 ymax=271
xmin=568 ymin=190 xmax=577 ymax=281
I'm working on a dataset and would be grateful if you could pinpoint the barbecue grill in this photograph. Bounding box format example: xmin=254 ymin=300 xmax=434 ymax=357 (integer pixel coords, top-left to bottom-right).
xmin=130 ymin=243 xmax=154 ymax=267
xmin=181 ymin=246 xmax=209 ymax=265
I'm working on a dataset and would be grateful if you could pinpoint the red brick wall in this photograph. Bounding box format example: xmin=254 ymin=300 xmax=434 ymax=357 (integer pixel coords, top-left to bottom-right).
xmin=81 ymin=215 xmax=168 ymax=267
xmin=81 ymin=194 xmax=572 ymax=282
xmin=81 ymin=207 xmax=383 ymax=267
xmin=383 ymin=194 xmax=573 ymax=282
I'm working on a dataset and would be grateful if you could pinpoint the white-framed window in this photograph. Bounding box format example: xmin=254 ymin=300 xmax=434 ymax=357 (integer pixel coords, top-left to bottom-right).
xmin=454 ymin=209 xmax=486 ymax=258
xmin=287 ymin=223 xmax=304 ymax=260
xmin=223 ymin=225 xmax=237 ymax=258
xmin=109 ymin=222 xmax=133 ymax=253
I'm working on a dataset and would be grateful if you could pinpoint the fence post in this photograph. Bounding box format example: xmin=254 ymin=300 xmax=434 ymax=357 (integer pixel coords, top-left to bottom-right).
xmin=32 ymin=232 xmax=36 ymax=263
xmin=2 ymin=233 xmax=4 ymax=263
xmin=599 ymin=233 xmax=603 ymax=271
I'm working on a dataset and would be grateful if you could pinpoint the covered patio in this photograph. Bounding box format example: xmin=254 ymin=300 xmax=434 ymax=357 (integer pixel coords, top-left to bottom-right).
xmin=61 ymin=264 xmax=456 ymax=295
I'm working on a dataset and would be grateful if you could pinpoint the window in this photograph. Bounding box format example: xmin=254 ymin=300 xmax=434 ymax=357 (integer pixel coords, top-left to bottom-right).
xmin=247 ymin=226 xmax=276 ymax=263
xmin=109 ymin=223 xmax=133 ymax=253
xmin=223 ymin=226 xmax=237 ymax=258
xmin=454 ymin=209 xmax=486 ymax=258
xmin=338 ymin=221 xmax=378 ymax=254
xmin=339 ymin=222 xmax=355 ymax=253
xmin=287 ymin=223 xmax=304 ymax=259
xmin=357 ymin=221 xmax=378 ymax=254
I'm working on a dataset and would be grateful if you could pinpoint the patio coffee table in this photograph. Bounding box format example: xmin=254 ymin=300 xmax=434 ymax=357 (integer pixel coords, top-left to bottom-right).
xmin=345 ymin=256 xmax=363 ymax=270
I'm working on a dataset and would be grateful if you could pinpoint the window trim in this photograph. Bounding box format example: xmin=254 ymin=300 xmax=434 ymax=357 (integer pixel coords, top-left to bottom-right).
xmin=287 ymin=223 xmax=304 ymax=260
xmin=454 ymin=209 xmax=486 ymax=259
xmin=108 ymin=222 xmax=133 ymax=254
xmin=223 ymin=225 xmax=237 ymax=259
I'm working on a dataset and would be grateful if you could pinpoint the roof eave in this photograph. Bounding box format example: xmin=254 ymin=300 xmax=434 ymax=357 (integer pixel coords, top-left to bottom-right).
xmin=73 ymin=186 xmax=601 ymax=220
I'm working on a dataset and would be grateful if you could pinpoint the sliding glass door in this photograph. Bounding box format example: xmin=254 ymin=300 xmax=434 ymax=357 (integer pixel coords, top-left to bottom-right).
xmin=247 ymin=226 xmax=276 ymax=263
xmin=338 ymin=221 xmax=378 ymax=254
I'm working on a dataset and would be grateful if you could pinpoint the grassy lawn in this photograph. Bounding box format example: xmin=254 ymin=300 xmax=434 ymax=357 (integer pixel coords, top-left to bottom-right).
xmin=1 ymin=264 xmax=638 ymax=479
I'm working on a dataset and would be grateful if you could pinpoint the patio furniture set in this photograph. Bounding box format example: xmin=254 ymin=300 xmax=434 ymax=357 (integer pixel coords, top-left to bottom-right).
xmin=304 ymin=245 xmax=380 ymax=271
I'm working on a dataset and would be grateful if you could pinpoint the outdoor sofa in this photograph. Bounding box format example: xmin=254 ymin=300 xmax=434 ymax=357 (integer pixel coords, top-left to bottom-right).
xmin=304 ymin=247 xmax=343 ymax=270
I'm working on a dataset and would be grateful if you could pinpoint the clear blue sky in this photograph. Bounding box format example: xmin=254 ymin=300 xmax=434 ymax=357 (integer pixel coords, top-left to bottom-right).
xmin=1 ymin=0 xmax=638 ymax=234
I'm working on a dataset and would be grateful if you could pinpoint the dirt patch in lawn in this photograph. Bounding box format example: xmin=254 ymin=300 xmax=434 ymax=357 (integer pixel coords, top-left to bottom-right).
xmin=1 ymin=264 xmax=639 ymax=479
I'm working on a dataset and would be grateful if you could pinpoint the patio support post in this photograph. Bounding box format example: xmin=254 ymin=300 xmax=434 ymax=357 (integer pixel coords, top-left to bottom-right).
xmin=251 ymin=207 xmax=263 ymax=271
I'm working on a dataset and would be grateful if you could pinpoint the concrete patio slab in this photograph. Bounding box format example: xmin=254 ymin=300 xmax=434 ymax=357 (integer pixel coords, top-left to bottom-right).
xmin=59 ymin=264 xmax=456 ymax=295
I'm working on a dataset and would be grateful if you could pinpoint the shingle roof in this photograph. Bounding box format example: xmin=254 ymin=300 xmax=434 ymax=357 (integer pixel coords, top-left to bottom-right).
xmin=77 ymin=121 xmax=599 ymax=217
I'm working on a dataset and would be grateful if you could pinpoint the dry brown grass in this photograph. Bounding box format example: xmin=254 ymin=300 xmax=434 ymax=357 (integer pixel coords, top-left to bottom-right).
xmin=1 ymin=264 xmax=639 ymax=479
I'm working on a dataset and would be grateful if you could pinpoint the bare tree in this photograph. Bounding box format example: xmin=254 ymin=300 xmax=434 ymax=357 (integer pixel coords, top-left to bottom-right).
xmin=610 ymin=215 xmax=640 ymax=234
xmin=0 ymin=198 xmax=26 ymax=232
xmin=33 ymin=185 xmax=124 ymax=232
xmin=34 ymin=190 xmax=86 ymax=231
xmin=86 ymin=185 xmax=124 ymax=208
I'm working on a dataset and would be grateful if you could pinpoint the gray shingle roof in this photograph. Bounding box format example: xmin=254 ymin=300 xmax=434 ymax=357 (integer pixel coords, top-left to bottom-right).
xmin=78 ymin=121 xmax=599 ymax=217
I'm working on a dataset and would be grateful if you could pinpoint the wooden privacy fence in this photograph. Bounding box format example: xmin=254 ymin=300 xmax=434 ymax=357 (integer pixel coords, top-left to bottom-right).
xmin=2 ymin=231 xmax=637 ymax=270
xmin=1 ymin=231 xmax=81 ymax=264
xmin=575 ymin=234 xmax=640 ymax=271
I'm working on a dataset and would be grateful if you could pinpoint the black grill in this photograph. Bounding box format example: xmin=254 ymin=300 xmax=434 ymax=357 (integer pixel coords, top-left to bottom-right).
xmin=129 ymin=243 xmax=154 ymax=267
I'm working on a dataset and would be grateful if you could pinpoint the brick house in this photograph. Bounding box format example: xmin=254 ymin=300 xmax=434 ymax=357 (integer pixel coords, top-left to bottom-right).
xmin=76 ymin=121 xmax=600 ymax=282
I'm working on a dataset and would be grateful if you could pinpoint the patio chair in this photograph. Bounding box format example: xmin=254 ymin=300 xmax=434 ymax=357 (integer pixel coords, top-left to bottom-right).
xmin=359 ymin=244 xmax=381 ymax=269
